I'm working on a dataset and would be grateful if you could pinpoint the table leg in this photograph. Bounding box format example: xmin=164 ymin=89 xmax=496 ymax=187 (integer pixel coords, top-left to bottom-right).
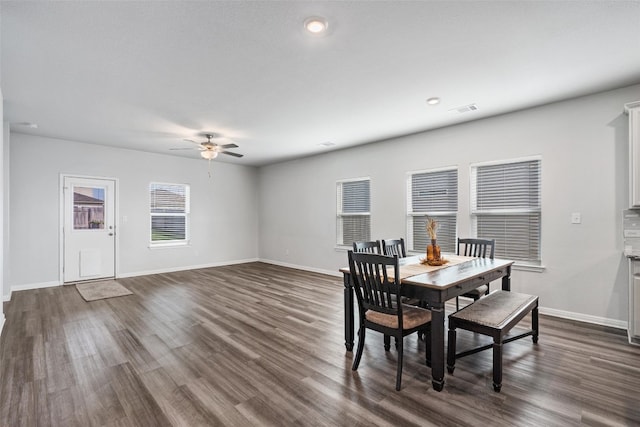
xmin=344 ymin=274 xmax=354 ymax=351
xmin=430 ymin=302 xmax=445 ymax=391
xmin=502 ymin=265 xmax=511 ymax=291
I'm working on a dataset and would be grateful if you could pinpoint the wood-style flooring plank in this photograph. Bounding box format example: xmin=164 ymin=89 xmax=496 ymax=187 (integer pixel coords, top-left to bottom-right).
xmin=2 ymin=262 xmax=640 ymax=426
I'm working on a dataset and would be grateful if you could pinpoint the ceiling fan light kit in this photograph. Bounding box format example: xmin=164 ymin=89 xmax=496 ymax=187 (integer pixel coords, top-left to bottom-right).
xmin=200 ymin=150 xmax=218 ymax=160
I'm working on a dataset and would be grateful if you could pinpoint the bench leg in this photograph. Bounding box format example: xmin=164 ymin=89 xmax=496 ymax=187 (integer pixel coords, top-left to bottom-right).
xmin=532 ymin=306 xmax=539 ymax=344
xmin=492 ymin=341 xmax=502 ymax=392
xmin=384 ymin=334 xmax=391 ymax=351
xmin=447 ymin=328 xmax=457 ymax=374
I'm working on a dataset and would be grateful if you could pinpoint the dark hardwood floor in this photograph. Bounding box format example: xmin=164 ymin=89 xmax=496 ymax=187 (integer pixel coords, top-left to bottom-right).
xmin=1 ymin=262 xmax=640 ymax=426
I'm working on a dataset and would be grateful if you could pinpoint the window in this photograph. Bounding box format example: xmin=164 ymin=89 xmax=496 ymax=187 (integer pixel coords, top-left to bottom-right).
xmin=73 ymin=186 xmax=105 ymax=230
xmin=471 ymin=158 xmax=541 ymax=264
xmin=407 ymin=168 xmax=458 ymax=253
xmin=149 ymin=182 xmax=190 ymax=246
xmin=337 ymin=178 xmax=370 ymax=246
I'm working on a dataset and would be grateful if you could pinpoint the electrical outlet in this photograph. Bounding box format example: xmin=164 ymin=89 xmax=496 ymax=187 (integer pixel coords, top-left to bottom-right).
xmin=571 ymin=213 xmax=581 ymax=224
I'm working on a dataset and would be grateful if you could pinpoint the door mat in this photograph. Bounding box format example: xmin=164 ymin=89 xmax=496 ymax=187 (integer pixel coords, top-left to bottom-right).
xmin=76 ymin=280 xmax=133 ymax=302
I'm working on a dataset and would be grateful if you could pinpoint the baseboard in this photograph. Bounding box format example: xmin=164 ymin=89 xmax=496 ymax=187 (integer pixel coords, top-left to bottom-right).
xmin=258 ymin=259 xmax=342 ymax=278
xmin=261 ymin=260 xmax=631 ymax=331
xmin=117 ymin=258 xmax=260 ymax=279
xmin=539 ymin=306 xmax=627 ymax=331
xmin=5 ymin=280 xmax=61 ymax=301
xmin=1 ymin=262 xmax=628 ymax=333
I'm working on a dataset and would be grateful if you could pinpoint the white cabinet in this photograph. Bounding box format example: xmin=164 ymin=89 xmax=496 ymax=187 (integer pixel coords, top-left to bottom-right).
xmin=630 ymin=261 xmax=640 ymax=345
xmin=627 ymin=101 xmax=640 ymax=208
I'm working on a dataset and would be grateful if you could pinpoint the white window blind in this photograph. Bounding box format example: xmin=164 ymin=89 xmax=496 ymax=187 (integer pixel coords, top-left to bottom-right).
xmin=149 ymin=182 xmax=190 ymax=245
xmin=407 ymin=168 xmax=458 ymax=253
xmin=337 ymin=178 xmax=370 ymax=246
xmin=471 ymin=158 xmax=541 ymax=263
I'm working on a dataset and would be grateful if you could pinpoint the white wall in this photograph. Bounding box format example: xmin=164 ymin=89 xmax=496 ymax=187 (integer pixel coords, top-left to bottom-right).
xmin=259 ymin=84 xmax=640 ymax=326
xmin=7 ymin=133 xmax=259 ymax=296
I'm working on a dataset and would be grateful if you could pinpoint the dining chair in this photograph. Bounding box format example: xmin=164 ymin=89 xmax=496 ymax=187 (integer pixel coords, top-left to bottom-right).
xmin=383 ymin=237 xmax=422 ymax=308
xmin=353 ymin=240 xmax=381 ymax=254
xmin=456 ymin=238 xmax=496 ymax=310
xmin=348 ymin=250 xmax=432 ymax=391
xmin=382 ymin=238 xmax=406 ymax=258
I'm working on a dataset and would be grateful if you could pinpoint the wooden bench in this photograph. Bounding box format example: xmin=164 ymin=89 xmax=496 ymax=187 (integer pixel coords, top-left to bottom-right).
xmin=446 ymin=290 xmax=539 ymax=392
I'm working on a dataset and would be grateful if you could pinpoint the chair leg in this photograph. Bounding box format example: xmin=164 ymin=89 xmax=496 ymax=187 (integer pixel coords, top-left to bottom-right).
xmin=455 ymin=296 xmax=460 ymax=311
xmin=352 ymin=326 xmax=366 ymax=371
xmin=384 ymin=335 xmax=391 ymax=351
xmin=532 ymin=306 xmax=539 ymax=343
xmin=447 ymin=328 xmax=457 ymax=374
xmin=395 ymin=336 xmax=403 ymax=391
xmin=492 ymin=340 xmax=502 ymax=392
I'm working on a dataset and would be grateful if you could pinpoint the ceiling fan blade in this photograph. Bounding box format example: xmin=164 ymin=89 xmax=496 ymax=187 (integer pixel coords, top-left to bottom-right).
xmin=169 ymin=147 xmax=198 ymax=151
xmin=183 ymin=139 xmax=202 ymax=145
xmin=221 ymin=151 xmax=244 ymax=158
xmin=219 ymin=143 xmax=238 ymax=149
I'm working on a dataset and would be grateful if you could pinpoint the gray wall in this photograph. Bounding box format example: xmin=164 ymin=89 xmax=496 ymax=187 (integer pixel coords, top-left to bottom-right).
xmin=6 ymin=83 xmax=640 ymax=327
xmin=7 ymin=133 xmax=259 ymax=297
xmin=258 ymin=84 xmax=640 ymax=326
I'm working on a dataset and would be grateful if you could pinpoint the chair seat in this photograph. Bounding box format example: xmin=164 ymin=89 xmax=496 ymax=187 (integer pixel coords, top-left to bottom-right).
xmin=366 ymin=304 xmax=432 ymax=329
xmin=462 ymin=284 xmax=489 ymax=298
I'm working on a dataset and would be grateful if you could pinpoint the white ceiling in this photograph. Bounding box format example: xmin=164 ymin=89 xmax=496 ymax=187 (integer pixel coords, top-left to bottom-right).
xmin=2 ymin=1 xmax=640 ymax=166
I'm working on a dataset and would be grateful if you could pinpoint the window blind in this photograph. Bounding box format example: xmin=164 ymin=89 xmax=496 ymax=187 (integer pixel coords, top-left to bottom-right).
xmin=150 ymin=183 xmax=190 ymax=244
xmin=337 ymin=179 xmax=370 ymax=245
xmin=408 ymin=168 xmax=458 ymax=253
xmin=471 ymin=159 xmax=541 ymax=263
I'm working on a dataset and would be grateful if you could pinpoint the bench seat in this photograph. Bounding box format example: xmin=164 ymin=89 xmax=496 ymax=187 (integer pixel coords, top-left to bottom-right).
xmin=447 ymin=290 xmax=539 ymax=392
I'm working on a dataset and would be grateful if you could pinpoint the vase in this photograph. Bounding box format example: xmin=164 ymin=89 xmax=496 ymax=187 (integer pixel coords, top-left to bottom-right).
xmin=427 ymin=239 xmax=441 ymax=263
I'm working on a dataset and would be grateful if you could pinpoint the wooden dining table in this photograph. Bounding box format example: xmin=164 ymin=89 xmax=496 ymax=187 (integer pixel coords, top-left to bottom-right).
xmin=340 ymin=254 xmax=514 ymax=392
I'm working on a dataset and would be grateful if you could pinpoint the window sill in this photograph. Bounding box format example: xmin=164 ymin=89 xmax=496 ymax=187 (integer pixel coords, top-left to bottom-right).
xmin=512 ymin=263 xmax=546 ymax=273
xmin=148 ymin=241 xmax=191 ymax=249
xmin=336 ymin=247 xmax=546 ymax=272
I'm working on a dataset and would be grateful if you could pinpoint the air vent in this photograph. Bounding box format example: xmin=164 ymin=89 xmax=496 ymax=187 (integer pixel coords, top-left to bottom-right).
xmin=450 ymin=103 xmax=479 ymax=114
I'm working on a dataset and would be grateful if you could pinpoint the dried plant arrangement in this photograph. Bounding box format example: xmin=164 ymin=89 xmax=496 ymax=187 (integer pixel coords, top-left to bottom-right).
xmin=422 ymin=217 xmax=448 ymax=266
xmin=426 ymin=218 xmax=438 ymax=241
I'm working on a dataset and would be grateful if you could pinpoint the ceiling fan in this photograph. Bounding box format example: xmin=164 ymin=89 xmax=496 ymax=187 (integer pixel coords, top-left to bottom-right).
xmin=170 ymin=133 xmax=244 ymax=177
xmin=170 ymin=133 xmax=244 ymax=160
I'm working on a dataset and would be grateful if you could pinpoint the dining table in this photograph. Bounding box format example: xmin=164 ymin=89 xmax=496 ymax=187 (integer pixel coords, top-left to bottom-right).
xmin=340 ymin=253 xmax=514 ymax=391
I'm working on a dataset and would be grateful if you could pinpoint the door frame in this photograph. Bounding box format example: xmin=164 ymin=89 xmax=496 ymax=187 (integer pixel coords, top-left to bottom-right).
xmin=59 ymin=173 xmax=120 ymax=284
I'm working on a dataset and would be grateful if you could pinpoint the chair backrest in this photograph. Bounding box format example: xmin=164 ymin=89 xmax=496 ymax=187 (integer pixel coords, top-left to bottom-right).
xmin=348 ymin=251 xmax=401 ymax=320
xmin=353 ymin=240 xmax=381 ymax=254
xmin=457 ymin=238 xmax=496 ymax=259
xmin=382 ymin=238 xmax=406 ymax=258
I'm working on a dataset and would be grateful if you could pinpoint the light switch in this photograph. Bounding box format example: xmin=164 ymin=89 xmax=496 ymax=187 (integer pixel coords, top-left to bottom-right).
xmin=571 ymin=213 xmax=581 ymax=224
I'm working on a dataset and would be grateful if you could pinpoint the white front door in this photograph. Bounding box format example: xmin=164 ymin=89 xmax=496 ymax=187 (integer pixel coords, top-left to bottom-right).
xmin=63 ymin=176 xmax=116 ymax=283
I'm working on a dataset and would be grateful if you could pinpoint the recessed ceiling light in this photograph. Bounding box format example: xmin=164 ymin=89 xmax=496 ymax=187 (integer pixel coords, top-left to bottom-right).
xmin=304 ymin=17 xmax=328 ymax=34
xmin=426 ymin=97 xmax=441 ymax=105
